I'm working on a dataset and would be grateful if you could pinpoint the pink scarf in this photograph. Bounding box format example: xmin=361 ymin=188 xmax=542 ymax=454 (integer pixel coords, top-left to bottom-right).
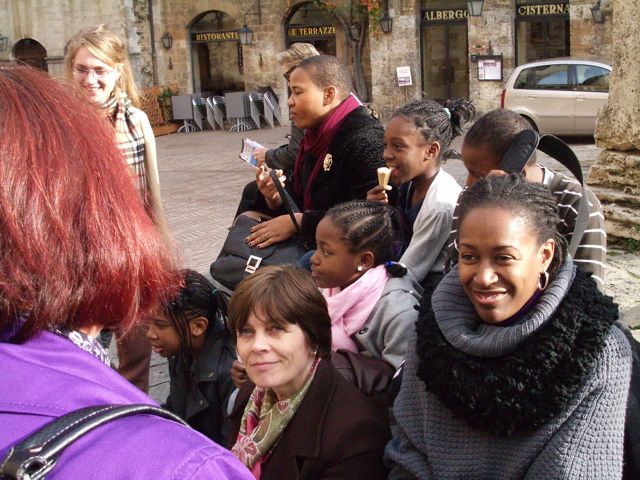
xmin=323 ymin=265 xmax=389 ymax=352
xmin=293 ymin=95 xmax=361 ymax=210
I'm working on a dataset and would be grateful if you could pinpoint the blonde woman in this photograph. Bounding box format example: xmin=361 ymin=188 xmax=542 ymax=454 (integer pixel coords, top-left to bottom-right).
xmin=65 ymin=25 xmax=171 ymax=392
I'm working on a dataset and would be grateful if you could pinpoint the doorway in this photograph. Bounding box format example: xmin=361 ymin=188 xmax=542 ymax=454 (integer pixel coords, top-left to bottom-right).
xmin=421 ymin=21 xmax=469 ymax=100
xmin=189 ymin=10 xmax=244 ymax=95
xmin=516 ymin=17 xmax=570 ymax=65
xmin=13 ymin=38 xmax=48 ymax=72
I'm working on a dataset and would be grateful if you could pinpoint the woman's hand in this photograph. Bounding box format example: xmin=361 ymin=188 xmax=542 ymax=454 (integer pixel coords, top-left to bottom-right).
xmin=366 ymin=184 xmax=391 ymax=203
xmin=245 ymin=213 xmax=302 ymax=248
xmin=256 ymin=167 xmax=285 ymax=210
xmin=231 ymin=360 xmax=248 ymax=389
xmin=253 ymin=147 xmax=267 ymax=166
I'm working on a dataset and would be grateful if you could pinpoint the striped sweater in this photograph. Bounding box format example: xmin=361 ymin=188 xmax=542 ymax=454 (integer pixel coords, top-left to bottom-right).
xmin=447 ymin=166 xmax=607 ymax=288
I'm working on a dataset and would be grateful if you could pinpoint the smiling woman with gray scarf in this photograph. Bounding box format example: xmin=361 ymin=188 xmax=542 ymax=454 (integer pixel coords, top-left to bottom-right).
xmin=385 ymin=174 xmax=631 ymax=479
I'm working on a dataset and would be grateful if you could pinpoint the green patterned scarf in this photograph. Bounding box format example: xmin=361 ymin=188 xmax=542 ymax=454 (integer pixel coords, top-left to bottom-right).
xmin=232 ymin=357 xmax=320 ymax=473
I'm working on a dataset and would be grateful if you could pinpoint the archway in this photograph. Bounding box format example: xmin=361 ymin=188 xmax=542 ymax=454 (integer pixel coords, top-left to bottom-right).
xmin=188 ymin=10 xmax=244 ymax=95
xmin=13 ymin=38 xmax=48 ymax=72
xmin=284 ymin=2 xmax=337 ymax=55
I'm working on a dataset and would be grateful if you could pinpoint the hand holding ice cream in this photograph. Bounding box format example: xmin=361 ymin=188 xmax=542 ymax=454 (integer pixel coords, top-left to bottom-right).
xmin=367 ymin=167 xmax=393 ymax=204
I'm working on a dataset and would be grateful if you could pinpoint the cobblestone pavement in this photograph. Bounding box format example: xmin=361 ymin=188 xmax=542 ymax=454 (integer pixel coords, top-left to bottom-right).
xmin=105 ymin=125 xmax=639 ymax=402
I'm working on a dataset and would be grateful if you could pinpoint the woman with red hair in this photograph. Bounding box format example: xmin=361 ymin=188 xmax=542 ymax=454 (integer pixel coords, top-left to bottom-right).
xmin=0 ymin=66 xmax=251 ymax=479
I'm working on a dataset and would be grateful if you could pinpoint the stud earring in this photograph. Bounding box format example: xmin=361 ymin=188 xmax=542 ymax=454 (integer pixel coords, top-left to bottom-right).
xmin=356 ymin=265 xmax=363 ymax=272
xmin=538 ymin=270 xmax=549 ymax=291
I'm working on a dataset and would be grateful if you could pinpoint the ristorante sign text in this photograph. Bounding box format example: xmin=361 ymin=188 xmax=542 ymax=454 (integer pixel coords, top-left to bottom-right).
xmin=191 ymin=31 xmax=240 ymax=42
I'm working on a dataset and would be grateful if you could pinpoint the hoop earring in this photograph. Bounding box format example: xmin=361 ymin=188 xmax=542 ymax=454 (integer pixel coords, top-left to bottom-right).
xmin=356 ymin=265 xmax=363 ymax=272
xmin=538 ymin=270 xmax=549 ymax=291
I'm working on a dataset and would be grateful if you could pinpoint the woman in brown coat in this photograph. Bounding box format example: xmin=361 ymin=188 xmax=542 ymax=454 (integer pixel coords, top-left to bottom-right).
xmin=227 ymin=265 xmax=389 ymax=480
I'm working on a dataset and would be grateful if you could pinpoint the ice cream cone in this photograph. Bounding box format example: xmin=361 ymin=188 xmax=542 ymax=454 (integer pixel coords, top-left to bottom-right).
xmin=377 ymin=167 xmax=391 ymax=188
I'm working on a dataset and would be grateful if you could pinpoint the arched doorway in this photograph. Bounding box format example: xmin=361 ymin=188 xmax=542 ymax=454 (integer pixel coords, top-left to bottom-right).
xmin=189 ymin=10 xmax=244 ymax=95
xmin=284 ymin=2 xmax=337 ymax=55
xmin=13 ymin=38 xmax=48 ymax=72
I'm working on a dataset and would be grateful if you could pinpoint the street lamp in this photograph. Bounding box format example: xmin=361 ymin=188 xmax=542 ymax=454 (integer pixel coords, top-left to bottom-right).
xmin=591 ymin=0 xmax=605 ymax=23
xmin=238 ymin=25 xmax=254 ymax=46
xmin=161 ymin=32 xmax=173 ymax=49
xmin=0 ymin=33 xmax=8 ymax=52
xmin=380 ymin=12 xmax=393 ymax=34
xmin=467 ymin=0 xmax=484 ymax=17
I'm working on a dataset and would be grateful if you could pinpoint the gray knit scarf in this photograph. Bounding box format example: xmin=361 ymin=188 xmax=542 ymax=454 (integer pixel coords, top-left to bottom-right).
xmin=432 ymin=261 xmax=575 ymax=357
xmin=416 ymin=261 xmax=620 ymax=436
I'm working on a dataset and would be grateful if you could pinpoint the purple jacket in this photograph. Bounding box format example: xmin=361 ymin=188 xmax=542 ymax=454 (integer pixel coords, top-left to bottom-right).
xmin=0 ymin=331 xmax=252 ymax=479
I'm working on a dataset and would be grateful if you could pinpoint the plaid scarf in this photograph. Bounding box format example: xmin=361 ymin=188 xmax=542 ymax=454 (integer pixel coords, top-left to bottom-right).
xmin=102 ymin=94 xmax=147 ymax=202
xmin=50 ymin=326 xmax=111 ymax=366
xmin=232 ymin=357 xmax=320 ymax=477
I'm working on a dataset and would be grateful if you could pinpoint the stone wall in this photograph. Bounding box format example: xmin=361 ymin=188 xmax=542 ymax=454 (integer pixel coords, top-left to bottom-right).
xmin=467 ymin=0 xmax=514 ymax=115
xmin=369 ymin=0 xmax=422 ymax=119
xmin=0 ymin=0 xmax=616 ymax=119
xmin=569 ymin=0 xmax=612 ymax=61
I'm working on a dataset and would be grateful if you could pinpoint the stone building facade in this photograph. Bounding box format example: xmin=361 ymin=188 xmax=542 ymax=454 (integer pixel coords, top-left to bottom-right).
xmin=0 ymin=0 xmax=613 ymax=119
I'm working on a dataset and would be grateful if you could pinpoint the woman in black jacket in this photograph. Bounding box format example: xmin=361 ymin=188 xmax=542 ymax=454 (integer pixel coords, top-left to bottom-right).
xmin=245 ymin=55 xmax=385 ymax=248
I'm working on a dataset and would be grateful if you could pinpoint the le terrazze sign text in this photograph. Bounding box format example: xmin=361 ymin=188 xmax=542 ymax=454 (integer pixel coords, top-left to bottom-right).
xmin=287 ymin=26 xmax=336 ymax=38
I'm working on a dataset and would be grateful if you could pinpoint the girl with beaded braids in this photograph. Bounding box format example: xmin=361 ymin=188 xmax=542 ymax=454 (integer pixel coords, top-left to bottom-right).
xmin=146 ymin=269 xmax=236 ymax=444
xmin=310 ymin=200 xmax=422 ymax=369
xmin=386 ymin=174 xmax=631 ymax=480
xmin=367 ymin=98 xmax=474 ymax=288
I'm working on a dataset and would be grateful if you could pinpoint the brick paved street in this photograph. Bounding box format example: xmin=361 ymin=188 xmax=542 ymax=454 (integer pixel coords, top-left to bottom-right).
xmin=104 ymin=126 xmax=639 ymax=402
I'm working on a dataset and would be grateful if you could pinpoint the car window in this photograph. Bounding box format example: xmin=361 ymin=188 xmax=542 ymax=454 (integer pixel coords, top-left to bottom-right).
xmin=575 ymin=64 xmax=610 ymax=93
xmin=514 ymin=64 xmax=570 ymax=90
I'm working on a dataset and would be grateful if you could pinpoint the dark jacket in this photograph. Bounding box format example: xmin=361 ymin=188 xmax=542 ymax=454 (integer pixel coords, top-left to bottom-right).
xmin=165 ymin=320 xmax=236 ymax=445
xmin=228 ymin=359 xmax=389 ymax=480
xmin=255 ymin=106 xmax=385 ymax=245
xmin=265 ymin=123 xmax=304 ymax=172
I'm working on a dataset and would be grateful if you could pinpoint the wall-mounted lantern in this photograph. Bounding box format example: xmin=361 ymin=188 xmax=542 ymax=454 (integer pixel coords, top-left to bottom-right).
xmin=591 ymin=0 xmax=605 ymax=23
xmin=161 ymin=32 xmax=173 ymax=49
xmin=380 ymin=12 xmax=393 ymax=34
xmin=238 ymin=25 xmax=254 ymax=46
xmin=467 ymin=0 xmax=484 ymax=16
xmin=0 ymin=33 xmax=9 ymax=52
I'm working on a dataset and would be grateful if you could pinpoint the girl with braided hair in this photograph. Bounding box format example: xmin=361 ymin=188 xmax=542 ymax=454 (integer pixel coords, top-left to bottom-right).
xmin=386 ymin=174 xmax=631 ymax=479
xmin=146 ymin=269 xmax=236 ymax=444
xmin=367 ymin=98 xmax=474 ymax=288
xmin=310 ymin=200 xmax=422 ymax=369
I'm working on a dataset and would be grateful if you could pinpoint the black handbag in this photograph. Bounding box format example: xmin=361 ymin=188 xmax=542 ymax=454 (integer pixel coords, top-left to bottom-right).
xmin=0 ymin=404 xmax=187 ymax=480
xmin=210 ymin=170 xmax=307 ymax=290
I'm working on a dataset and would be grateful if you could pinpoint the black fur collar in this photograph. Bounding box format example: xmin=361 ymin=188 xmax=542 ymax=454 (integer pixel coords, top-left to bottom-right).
xmin=416 ymin=269 xmax=618 ymax=436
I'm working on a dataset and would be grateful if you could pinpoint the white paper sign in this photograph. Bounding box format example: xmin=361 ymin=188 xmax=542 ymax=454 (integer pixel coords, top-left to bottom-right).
xmin=478 ymin=58 xmax=502 ymax=81
xmin=396 ymin=66 xmax=412 ymax=87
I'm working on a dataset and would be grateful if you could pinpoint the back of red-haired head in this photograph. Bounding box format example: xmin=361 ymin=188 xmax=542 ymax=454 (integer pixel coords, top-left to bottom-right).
xmin=0 ymin=66 xmax=177 ymax=341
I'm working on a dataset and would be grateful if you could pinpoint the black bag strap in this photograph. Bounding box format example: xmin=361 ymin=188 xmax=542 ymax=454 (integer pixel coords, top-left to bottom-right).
xmin=0 ymin=404 xmax=188 ymax=480
xmin=268 ymin=169 xmax=301 ymax=232
xmin=499 ymin=129 xmax=589 ymax=258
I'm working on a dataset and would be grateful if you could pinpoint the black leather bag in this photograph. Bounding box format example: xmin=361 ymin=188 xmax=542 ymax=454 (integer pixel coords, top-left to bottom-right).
xmin=210 ymin=170 xmax=307 ymax=290
xmin=0 ymin=404 xmax=187 ymax=480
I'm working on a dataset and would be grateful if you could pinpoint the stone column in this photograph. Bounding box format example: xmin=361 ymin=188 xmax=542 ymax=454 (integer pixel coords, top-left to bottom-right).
xmin=587 ymin=0 xmax=640 ymax=241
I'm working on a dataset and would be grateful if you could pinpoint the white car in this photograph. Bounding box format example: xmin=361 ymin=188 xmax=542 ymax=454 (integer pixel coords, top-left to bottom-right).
xmin=501 ymin=58 xmax=611 ymax=135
